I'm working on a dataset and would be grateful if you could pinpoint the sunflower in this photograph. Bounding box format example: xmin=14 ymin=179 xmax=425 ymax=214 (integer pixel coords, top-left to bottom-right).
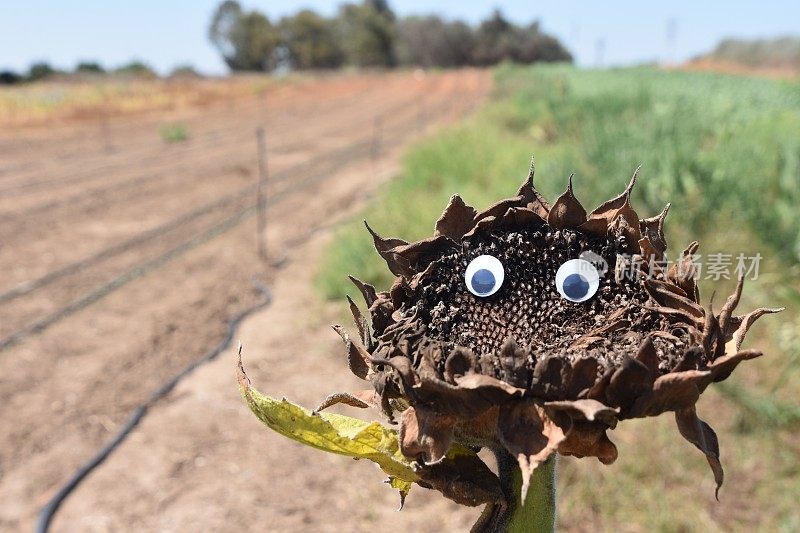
xmin=327 ymin=162 xmax=781 ymax=526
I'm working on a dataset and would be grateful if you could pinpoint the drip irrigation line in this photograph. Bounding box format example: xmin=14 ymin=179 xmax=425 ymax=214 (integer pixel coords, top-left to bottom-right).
xmin=0 ymin=138 xmax=362 ymax=306
xmin=0 ymin=83 xmax=445 ymax=308
xmin=1 ymin=84 xmax=458 ymax=351
xmin=0 ymin=140 xmax=372 ymax=352
xmin=35 ymin=278 xmax=272 ymax=533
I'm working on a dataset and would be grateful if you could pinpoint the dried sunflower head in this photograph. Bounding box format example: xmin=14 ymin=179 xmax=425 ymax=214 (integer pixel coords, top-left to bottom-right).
xmin=332 ymin=163 xmax=782 ymax=504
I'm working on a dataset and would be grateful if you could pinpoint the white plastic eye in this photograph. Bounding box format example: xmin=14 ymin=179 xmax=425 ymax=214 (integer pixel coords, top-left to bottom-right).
xmin=465 ymin=255 xmax=505 ymax=297
xmin=555 ymin=258 xmax=600 ymax=303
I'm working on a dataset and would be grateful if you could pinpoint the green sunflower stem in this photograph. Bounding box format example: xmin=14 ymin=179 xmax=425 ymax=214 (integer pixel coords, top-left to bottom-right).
xmin=497 ymin=450 xmax=557 ymax=533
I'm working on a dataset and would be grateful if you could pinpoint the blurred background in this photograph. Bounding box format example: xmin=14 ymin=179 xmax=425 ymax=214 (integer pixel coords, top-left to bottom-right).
xmin=1 ymin=1 xmax=798 ymax=531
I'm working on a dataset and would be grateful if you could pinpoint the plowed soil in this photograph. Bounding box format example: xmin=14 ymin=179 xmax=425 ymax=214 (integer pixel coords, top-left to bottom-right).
xmin=0 ymin=69 xmax=491 ymax=531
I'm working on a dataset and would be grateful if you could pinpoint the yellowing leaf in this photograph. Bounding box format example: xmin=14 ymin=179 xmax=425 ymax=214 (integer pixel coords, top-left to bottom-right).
xmin=236 ymin=354 xmax=419 ymax=498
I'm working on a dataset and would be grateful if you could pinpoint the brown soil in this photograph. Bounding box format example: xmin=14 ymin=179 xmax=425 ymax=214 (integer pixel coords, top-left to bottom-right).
xmin=678 ymin=58 xmax=799 ymax=79
xmin=0 ymin=69 xmax=491 ymax=531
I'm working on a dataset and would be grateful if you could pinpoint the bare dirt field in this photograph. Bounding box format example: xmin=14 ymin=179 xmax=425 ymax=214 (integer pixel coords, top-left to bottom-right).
xmin=0 ymin=69 xmax=492 ymax=531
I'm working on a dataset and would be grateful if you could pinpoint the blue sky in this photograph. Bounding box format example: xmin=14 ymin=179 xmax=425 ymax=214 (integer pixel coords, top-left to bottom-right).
xmin=1 ymin=1 xmax=798 ymax=74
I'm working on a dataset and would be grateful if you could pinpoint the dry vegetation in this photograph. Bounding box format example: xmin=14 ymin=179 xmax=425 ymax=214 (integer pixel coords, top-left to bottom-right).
xmin=0 ymin=75 xmax=278 ymax=128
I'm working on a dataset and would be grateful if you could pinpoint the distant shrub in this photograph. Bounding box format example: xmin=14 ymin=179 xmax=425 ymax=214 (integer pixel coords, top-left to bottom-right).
xmin=0 ymin=70 xmax=23 ymax=85
xmin=115 ymin=60 xmax=157 ymax=78
xmin=160 ymin=123 xmax=189 ymax=143
xmin=28 ymin=62 xmax=57 ymax=81
xmin=75 ymin=61 xmax=105 ymax=74
xmin=169 ymin=65 xmax=203 ymax=78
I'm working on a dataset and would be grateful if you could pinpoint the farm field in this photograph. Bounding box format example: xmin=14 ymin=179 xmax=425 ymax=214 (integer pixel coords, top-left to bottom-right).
xmin=0 ymin=68 xmax=491 ymax=530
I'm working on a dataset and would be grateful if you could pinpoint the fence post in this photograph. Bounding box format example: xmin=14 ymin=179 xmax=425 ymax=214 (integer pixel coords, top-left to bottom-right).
xmin=256 ymin=127 xmax=268 ymax=261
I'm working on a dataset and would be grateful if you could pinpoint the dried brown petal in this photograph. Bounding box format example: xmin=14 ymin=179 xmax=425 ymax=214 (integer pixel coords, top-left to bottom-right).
xmin=635 ymin=336 xmax=660 ymax=377
xmin=645 ymin=279 xmax=705 ymax=319
xmin=725 ymin=307 xmax=784 ymax=353
xmin=606 ymin=356 xmax=653 ymax=415
xmin=544 ymin=399 xmax=619 ymax=425
xmin=579 ymin=166 xmax=639 ymax=236
xmin=498 ymin=401 xmax=569 ymax=500
xmin=516 ymin=156 xmax=551 ymax=218
xmin=668 ymin=241 xmax=700 ymax=301
xmin=634 ymin=369 xmax=709 ymax=416
xmin=400 ymin=406 xmax=456 ymax=464
xmin=565 ymin=357 xmax=599 ymax=398
xmin=640 ymin=203 xmax=670 ymax=255
xmin=547 ymin=175 xmax=587 ymax=229
xmin=708 ymin=349 xmax=762 ymax=384
xmin=315 ymin=391 xmax=374 ymax=412
xmin=675 ymin=407 xmax=723 ymax=498
xmin=415 ymin=452 xmax=505 ymax=509
xmin=346 ymin=296 xmax=372 ymax=350
xmin=435 ymin=194 xmax=478 ymax=240
xmin=444 ymin=346 xmax=481 ymax=383
xmin=348 ymin=275 xmax=378 ymax=307
xmin=558 ymin=421 xmax=618 ymax=464
xmin=332 ymin=324 xmax=371 ymax=380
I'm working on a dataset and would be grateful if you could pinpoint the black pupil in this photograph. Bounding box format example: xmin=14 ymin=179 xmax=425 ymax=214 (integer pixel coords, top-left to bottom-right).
xmin=563 ymin=273 xmax=589 ymax=299
xmin=471 ymin=268 xmax=496 ymax=294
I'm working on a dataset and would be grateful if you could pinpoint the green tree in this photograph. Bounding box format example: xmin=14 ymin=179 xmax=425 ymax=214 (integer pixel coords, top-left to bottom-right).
xmin=473 ymin=9 xmax=514 ymax=65
xmin=337 ymin=1 xmax=396 ymax=67
xmin=473 ymin=10 xmax=572 ymax=66
xmin=280 ymin=10 xmax=344 ymax=69
xmin=512 ymin=22 xmax=573 ymax=64
xmin=27 ymin=62 xmax=57 ymax=81
xmin=395 ymin=16 xmax=476 ymax=68
xmin=209 ymin=0 xmax=280 ymax=71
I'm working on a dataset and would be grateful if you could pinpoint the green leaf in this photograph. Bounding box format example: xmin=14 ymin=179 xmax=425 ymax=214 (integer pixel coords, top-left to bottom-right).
xmin=237 ymin=355 xmax=419 ymax=498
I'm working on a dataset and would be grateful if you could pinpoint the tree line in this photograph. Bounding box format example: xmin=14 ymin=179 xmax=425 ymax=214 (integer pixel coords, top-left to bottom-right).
xmin=0 ymin=60 xmax=193 ymax=86
xmin=208 ymin=0 xmax=573 ymax=71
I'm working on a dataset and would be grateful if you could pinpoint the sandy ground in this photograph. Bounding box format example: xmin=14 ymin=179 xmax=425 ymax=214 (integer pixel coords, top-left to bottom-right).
xmin=0 ymin=69 xmax=492 ymax=531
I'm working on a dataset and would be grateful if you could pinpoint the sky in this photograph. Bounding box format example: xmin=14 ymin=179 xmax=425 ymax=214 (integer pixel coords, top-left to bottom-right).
xmin=1 ymin=1 xmax=798 ymax=75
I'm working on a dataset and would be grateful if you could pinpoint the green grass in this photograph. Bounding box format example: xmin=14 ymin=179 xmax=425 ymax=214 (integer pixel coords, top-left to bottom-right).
xmin=316 ymin=65 xmax=800 ymax=530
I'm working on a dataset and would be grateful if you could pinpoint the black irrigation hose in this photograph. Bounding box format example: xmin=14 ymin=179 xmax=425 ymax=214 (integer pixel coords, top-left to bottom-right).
xmin=35 ymin=278 xmax=272 ymax=533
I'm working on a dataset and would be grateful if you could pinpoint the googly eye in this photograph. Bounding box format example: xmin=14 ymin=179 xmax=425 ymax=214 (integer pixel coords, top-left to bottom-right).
xmin=465 ymin=255 xmax=505 ymax=297
xmin=555 ymin=258 xmax=600 ymax=303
